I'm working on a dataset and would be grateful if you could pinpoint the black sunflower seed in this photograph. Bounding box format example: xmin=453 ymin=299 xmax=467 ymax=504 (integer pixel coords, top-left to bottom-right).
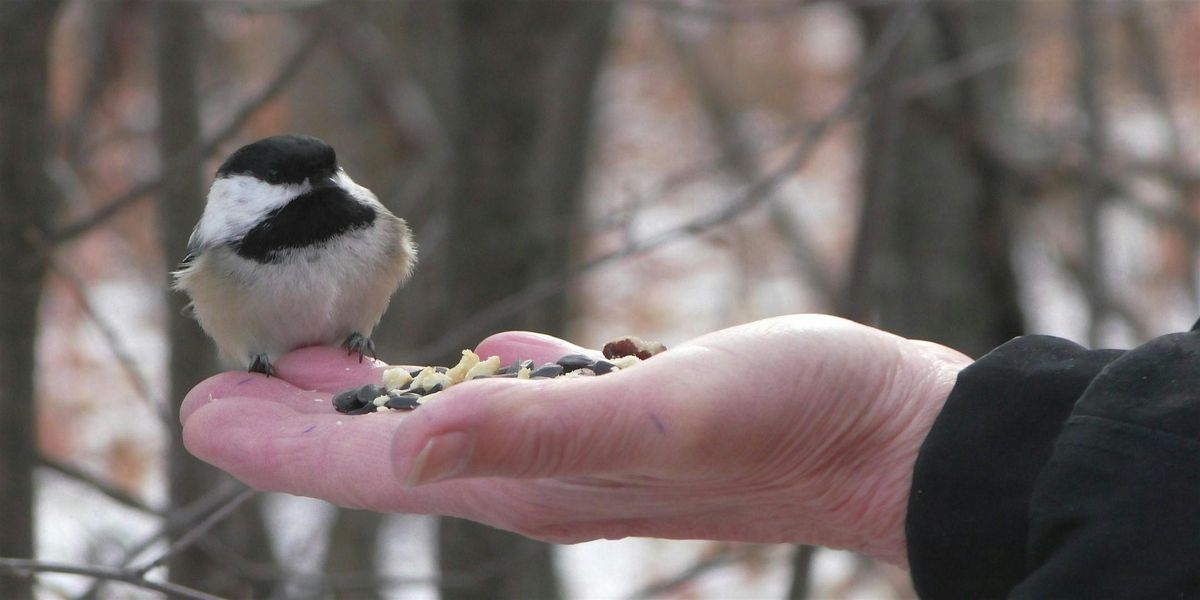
xmin=332 ymin=389 xmax=366 ymax=413
xmin=355 ymin=384 xmax=387 ymax=405
xmin=385 ymin=394 xmax=422 ymax=410
xmin=347 ymin=402 xmax=378 ymax=415
xmin=556 ymin=354 xmax=595 ymax=372
xmin=531 ymin=364 xmax=564 ymax=378
xmin=591 ymin=360 xmax=616 ymax=375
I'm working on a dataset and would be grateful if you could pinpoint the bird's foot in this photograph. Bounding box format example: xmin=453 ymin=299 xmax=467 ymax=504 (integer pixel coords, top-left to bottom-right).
xmin=248 ymin=353 xmax=275 ymax=377
xmin=343 ymin=333 xmax=376 ymax=364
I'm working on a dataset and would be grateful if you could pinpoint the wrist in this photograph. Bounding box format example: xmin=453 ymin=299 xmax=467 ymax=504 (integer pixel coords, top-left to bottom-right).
xmin=862 ymin=340 xmax=970 ymax=566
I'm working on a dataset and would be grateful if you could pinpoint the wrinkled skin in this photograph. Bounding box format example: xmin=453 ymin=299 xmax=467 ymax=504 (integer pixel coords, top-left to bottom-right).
xmin=181 ymin=314 xmax=970 ymax=567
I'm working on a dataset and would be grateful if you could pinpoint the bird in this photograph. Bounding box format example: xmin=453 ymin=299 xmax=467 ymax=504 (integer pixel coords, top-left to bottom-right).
xmin=173 ymin=134 xmax=416 ymax=376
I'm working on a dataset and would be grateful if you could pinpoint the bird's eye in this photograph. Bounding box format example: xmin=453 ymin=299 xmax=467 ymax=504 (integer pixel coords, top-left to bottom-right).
xmin=267 ymin=169 xmax=279 ymax=181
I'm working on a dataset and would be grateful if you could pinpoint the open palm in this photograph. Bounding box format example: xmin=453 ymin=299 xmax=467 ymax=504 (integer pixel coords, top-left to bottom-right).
xmin=181 ymin=315 xmax=969 ymax=566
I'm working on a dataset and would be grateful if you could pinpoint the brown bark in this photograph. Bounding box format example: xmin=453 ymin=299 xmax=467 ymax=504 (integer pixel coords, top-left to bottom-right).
xmin=0 ymin=2 xmax=62 ymax=597
xmin=847 ymin=1 xmax=1024 ymax=358
xmin=398 ymin=1 xmax=615 ymax=598
xmin=157 ymin=3 xmax=275 ymax=596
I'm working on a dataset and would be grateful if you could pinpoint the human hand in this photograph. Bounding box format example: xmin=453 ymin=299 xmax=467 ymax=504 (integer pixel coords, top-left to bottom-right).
xmin=181 ymin=314 xmax=971 ymax=566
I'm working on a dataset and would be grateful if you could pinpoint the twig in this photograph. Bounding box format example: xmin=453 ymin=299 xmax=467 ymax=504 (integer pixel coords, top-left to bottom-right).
xmin=1060 ymin=250 xmax=1152 ymax=342
xmin=1119 ymin=2 xmax=1195 ymax=306
xmin=1074 ymin=0 xmax=1110 ymax=347
xmin=636 ymin=0 xmax=913 ymax=20
xmin=624 ymin=546 xmax=757 ymax=600
xmin=61 ymin=0 xmax=123 ymax=165
xmin=79 ymin=481 xmax=249 ymax=599
xmin=663 ymin=18 xmax=836 ymax=305
xmin=27 ymin=227 xmax=171 ymax=425
xmin=191 ymin=522 xmax=551 ymax=592
xmin=132 ymin=488 xmax=255 ymax=576
xmin=894 ymin=36 xmax=1024 ymax=101
xmin=0 ymin=558 xmax=224 ymax=600
xmin=411 ymin=0 xmax=924 ymax=361
xmin=178 ymin=0 xmax=327 ymax=12
xmin=52 ymin=20 xmax=326 ymax=243
xmin=38 ymin=454 xmax=159 ymax=516
xmin=786 ymin=545 xmax=817 ymax=599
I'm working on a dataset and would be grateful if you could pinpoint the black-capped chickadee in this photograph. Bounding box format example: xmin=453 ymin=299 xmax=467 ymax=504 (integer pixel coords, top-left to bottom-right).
xmin=173 ymin=134 xmax=416 ymax=376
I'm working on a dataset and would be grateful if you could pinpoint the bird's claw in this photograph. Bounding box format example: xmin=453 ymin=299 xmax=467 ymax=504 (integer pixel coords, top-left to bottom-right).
xmin=248 ymin=353 xmax=275 ymax=377
xmin=343 ymin=333 xmax=376 ymax=364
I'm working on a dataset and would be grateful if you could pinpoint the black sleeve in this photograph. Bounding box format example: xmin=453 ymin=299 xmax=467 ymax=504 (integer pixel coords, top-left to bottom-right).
xmin=906 ymin=331 xmax=1200 ymax=599
xmin=1013 ymin=331 xmax=1200 ymax=598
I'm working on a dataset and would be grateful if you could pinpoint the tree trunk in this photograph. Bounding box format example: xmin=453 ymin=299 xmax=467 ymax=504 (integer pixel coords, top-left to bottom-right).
xmin=321 ymin=509 xmax=383 ymax=600
xmin=0 ymin=2 xmax=62 ymax=597
xmin=847 ymin=1 xmax=1023 ymax=358
xmin=400 ymin=1 xmax=615 ymax=598
xmin=157 ymin=4 xmax=275 ymax=596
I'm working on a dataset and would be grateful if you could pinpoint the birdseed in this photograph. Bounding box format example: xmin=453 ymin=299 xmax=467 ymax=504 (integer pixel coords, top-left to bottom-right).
xmin=331 ymin=336 xmax=665 ymax=415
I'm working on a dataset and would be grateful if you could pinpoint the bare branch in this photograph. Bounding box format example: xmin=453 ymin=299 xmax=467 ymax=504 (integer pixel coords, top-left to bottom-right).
xmin=177 ymin=0 xmax=328 ymax=12
xmin=190 ymin=524 xmax=554 ymax=593
xmin=28 ymin=228 xmax=171 ymax=425
xmin=624 ymin=545 xmax=758 ymax=600
xmin=785 ymin=545 xmax=817 ymax=599
xmin=79 ymin=482 xmax=249 ymax=599
xmin=636 ymin=0 xmax=912 ymax=20
xmin=663 ymin=18 xmax=836 ymax=305
xmin=1060 ymin=255 xmax=1152 ymax=341
xmin=51 ymin=21 xmax=326 ymax=244
xmin=1074 ymin=0 xmax=1110 ymax=347
xmin=61 ymin=1 xmax=123 ymax=165
xmin=412 ymin=0 xmax=924 ymax=361
xmin=38 ymin=455 xmax=159 ymax=516
xmin=132 ymin=489 xmax=256 ymax=576
xmin=1119 ymin=2 xmax=1196 ymax=306
xmin=1119 ymin=3 xmax=1183 ymax=161
xmin=0 ymin=558 xmax=224 ymax=600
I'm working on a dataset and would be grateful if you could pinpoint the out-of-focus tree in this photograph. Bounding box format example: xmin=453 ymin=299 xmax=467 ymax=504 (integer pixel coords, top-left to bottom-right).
xmin=396 ymin=1 xmax=615 ymax=598
xmin=156 ymin=3 xmax=276 ymax=596
xmin=847 ymin=0 xmax=1024 ymax=358
xmin=833 ymin=0 xmax=1024 ymax=591
xmin=0 ymin=2 xmax=62 ymax=598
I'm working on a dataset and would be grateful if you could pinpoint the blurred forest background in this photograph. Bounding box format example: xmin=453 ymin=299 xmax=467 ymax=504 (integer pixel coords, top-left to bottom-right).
xmin=1 ymin=0 xmax=1198 ymax=598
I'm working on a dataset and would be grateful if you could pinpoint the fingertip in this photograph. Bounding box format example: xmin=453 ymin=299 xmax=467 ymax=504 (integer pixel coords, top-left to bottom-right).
xmin=181 ymin=399 xmax=312 ymax=491
xmin=475 ymin=331 xmax=598 ymax=364
xmin=274 ymin=345 xmax=387 ymax=392
xmin=181 ymin=397 xmax=266 ymax=465
xmin=180 ymin=370 xmax=271 ymax=425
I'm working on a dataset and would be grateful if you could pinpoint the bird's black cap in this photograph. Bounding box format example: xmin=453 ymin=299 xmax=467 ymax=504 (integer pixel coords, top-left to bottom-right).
xmin=216 ymin=134 xmax=338 ymax=185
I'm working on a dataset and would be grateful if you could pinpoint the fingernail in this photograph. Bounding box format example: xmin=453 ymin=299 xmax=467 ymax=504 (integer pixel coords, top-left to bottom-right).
xmin=404 ymin=431 xmax=474 ymax=486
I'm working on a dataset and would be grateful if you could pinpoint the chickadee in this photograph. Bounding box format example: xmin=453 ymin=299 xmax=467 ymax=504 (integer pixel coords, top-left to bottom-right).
xmin=173 ymin=134 xmax=416 ymax=376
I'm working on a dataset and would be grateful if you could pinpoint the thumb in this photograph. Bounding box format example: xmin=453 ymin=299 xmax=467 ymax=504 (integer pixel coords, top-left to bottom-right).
xmin=389 ymin=365 xmax=688 ymax=485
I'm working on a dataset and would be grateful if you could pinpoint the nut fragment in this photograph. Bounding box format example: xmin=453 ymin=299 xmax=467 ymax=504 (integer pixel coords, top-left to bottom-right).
xmin=382 ymin=367 xmax=413 ymax=391
xmin=465 ymin=355 xmax=502 ymax=380
xmin=602 ymin=336 xmax=666 ymax=360
xmin=446 ymin=349 xmax=481 ymax=384
xmin=412 ymin=367 xmax=453 ymax=393
xmin=335 ymin=339 xmax=661 ymax=415
xmin=610 ymin=354 xmax=642 ymax=370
